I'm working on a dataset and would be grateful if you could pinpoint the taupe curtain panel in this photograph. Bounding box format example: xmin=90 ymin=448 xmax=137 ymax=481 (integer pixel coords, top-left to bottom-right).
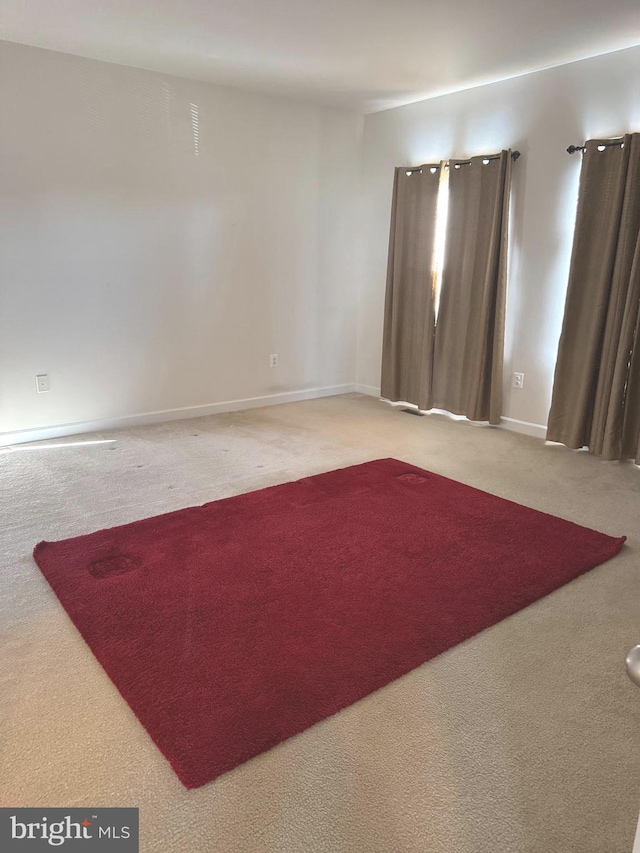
xmin=547 ymin=134 xmax=640 ymax=462
xmin=380 ymin=164 xmax=441 ymax=410
xmin=432 ymin=151 xmax=513 ymax=425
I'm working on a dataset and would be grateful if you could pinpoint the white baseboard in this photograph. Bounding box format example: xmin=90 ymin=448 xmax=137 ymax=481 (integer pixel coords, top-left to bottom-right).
xmin=0 ymin=384 xmax=357 ymax=447
xmin=500 ymin=417 xmax=547 ymax=440
xmin=1 ymin=384 xmax=548 ymax=447
xmin=326 ymin=390 xmax=551 ymax=441
xmin=355 ymin=384 xmax=381 ymax=397
xmin=354 ymin=387 xmax=547 ymax=440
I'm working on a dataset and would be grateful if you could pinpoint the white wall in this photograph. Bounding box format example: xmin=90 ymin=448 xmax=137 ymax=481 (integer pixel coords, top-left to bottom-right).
xmin=5 ymin=40 xmax=640 ymax=442
xmin=357 ymin=44 xmax=640 ymax=432
xmin=0 ymin=41 xmax=362 ymax=439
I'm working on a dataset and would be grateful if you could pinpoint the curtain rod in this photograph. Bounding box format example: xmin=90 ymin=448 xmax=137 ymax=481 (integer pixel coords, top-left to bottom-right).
xmin=567 ymin=138 xmax=625 ymax=154
xmin=405 ymin=150 xmax=520 ymax=174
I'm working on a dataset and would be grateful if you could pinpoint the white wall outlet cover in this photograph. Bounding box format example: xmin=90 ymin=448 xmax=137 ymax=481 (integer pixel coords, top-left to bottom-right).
xmin=269 ymin=354 xmax=279 ymax=367
xmin=36 ymin=374 xmax=51 ymax=393
xmin=513 ymin=372 xmax=524 ymax=389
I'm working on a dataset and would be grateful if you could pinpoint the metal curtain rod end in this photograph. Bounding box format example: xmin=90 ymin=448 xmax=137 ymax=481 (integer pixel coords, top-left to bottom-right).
xmin=512 ymin=150 xmax=521 ymax=161
xmin=567 ymin=145 xmax=585 ymax=154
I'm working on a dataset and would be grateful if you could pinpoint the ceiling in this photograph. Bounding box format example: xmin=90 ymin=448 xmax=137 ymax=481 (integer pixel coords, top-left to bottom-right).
xmin=2 ymin=0 xmax=640 ymax=112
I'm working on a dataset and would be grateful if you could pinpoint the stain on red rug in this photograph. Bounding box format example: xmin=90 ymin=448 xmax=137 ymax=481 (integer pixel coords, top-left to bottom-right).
xmin=33 ymin=458 xmax=625 ymax=788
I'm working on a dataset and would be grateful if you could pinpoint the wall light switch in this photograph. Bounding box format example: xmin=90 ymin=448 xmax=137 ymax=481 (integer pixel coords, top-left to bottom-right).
xmin=36 ymin=374 xmax=50 ymax=393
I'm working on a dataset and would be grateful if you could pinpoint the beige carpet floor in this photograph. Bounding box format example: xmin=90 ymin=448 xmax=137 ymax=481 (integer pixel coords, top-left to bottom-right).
xmin=1 ymin=393 xmax=639 ymax=852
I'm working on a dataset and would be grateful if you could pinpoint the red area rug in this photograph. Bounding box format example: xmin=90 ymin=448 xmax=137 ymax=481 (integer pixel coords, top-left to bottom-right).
xmin=33 ymin=458 xmax=625 ymax=788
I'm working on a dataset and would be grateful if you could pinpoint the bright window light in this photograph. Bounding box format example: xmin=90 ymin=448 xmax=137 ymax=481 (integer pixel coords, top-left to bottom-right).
xmin=431 ymin=166 xmax=450 ymax=320
xmin=0 ymin=439 xmax=117 ymax=454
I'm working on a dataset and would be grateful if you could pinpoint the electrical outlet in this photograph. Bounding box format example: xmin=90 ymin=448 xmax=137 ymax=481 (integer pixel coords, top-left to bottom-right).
xmin=512 ymin=372 xmax=524 ymax=390
xmin=35 ymin=374 xmax=50 ymax=393
xmin=269 ymin=354 xmax=278 ymax=368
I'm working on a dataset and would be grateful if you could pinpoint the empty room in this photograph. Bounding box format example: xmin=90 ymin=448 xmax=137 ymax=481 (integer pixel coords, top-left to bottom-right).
xmin=2 ymin=1 xmax=640 ymax=851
